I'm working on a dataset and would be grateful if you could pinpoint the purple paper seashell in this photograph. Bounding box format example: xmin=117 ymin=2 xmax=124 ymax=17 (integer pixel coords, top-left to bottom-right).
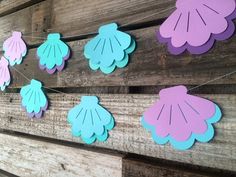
xmin=157 ymin=0 xmax=236 ymax=55
xmin=141 ymin=85 xmax=222 ymax=150
xmin=0 ymin=57 xmax=11 ymax=91
xmin=3 ymin=31 xmax=27 ymax=66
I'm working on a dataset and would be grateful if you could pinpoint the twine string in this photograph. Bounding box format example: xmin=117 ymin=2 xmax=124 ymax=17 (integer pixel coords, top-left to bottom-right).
xmin=188 ymin=70 xmax=236 ymax=91
xmin=12 ymin=66 xmax=79 ymax=99
xmin=11 ymin=64 xmax=236 ymax=93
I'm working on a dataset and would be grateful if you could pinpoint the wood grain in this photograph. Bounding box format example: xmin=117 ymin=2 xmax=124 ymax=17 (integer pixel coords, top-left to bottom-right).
xmin=49 ymin=0 xmax=175 ymax=36
xmin=9 ymin=25 xmax=236 ymax=88
xmin=122 ymin=158 xmax=232 ymax=177
xmin=0 ymin=0 xmax=51 ymax=46
xmin=0 ymin=93 xmax=235 ymax=171
xmin=0 ymin=0 xmax=175 ymax=46
xmin=0 ymin=0 xmax=44 ymax=17
xmin=0 ymin=133 xmax=123 ymax=177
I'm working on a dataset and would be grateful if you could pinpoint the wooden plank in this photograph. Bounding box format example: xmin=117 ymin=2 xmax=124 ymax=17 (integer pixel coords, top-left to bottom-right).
xmin=0 ymin=133 xmax=123 ymax=177
xmin=122 ymin=158 xmax=232 ymax=177
xmin=0 ymin=93 xmax=235 ymax=171
xmin=0 ymin=0 xmax=51 ymax=46
xmin=0 ymin=0 xmax=44 ymax=17
xmin=0 ymin=0 xmax=175 ymax=46
xmin=10 ymin=25 xmax=236 ymax=88
xmin=49 ymin=0 xmax=175 ymax=36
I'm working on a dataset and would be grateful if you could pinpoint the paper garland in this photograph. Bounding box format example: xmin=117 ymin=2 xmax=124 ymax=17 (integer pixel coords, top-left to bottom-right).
xmin=0 ymin=57 xmax=11 ymax=91
xmin=37 ymin=33 xmax=70 ymax=74
xmin=68 ymin=96 xmax=115 ymax=144
xmin=84 ymin=23 xmax=136 ymax=74
xmin=20 ymin=79 xmax=48 ymax=118
xmin=157 ymin=0 xmax=236 ymax=55
xmin=3 ymin=31 xmax=27 ymax=66
xmin=141 ymin=85 xmax=222 ymax=150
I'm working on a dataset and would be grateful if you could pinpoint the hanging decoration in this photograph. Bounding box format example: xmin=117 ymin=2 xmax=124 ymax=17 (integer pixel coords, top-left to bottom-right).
xmin=157 ymin=0 xmax=236 ymax=55
xmin=0 ymin=57 xmax=11 ymax=91
xmin=84 ymin=23 xmax=136 ymax=74
xmin=3 ymin=31 xmax=27 ymax=66
xmin=141 ymin=85 xmax=222 ymax=150
xmin=37 ymin=33 xmax=70 ymax=74
xmin=20 ymin=79 xmax=48 ymax=118
xmin=68 ymin=96 xmax=115 ymax=144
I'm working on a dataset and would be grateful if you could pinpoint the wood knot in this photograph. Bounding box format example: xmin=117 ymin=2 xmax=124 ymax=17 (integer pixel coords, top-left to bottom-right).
xmin=8 ymin=116 xmax=13 ymax=122
xmin=60 ymin=163 xmax=66 ymax=170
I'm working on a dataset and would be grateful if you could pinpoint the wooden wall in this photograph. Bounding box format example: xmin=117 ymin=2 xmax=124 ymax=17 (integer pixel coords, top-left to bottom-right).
xmin=0 ymin=0 xmax=235 ymax=176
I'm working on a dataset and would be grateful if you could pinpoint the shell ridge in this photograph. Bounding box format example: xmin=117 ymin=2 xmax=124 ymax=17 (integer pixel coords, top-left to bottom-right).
xmin=67 ymin=96 xmax=115 ymax=144
xmin=141 ymin=86 xmax=222 ymax=150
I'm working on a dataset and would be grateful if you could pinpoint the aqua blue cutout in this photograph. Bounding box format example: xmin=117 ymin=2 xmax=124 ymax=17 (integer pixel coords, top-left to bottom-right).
xmin=20 ymin=79 xmax=47 ymax=114
xmin=141 ymin=104 xmax=222 ymax=150
xmin=84 ymin=23 xmax=136 ymax=74
xmin=68 ymin=96 xmax=115 ymax=144
xmin=37 ymin=33 xmax=70 ymax=73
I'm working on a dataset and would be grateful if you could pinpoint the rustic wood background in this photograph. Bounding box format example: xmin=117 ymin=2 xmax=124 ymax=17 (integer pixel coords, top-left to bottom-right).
xmin=0 ymin=0 xmax=235 ymax=176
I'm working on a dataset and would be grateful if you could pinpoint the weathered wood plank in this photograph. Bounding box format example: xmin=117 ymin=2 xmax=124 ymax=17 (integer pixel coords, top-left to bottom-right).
xmin=0 ymin=93 xmax=235 ymax=171
xmin=49 ymin=0 xmax=175 ymax=36
xmin=122 ymin=158 xmax=233 ymax=177
xmin=0 ymin=0 xmax=51 ymax=46
xmin=0 ymin=0 xmax=44 ymax=17
xmin=0 ymin=133 xmax=123 ymax=177
xmin=0 ymin=0 xmax=175 ymax=46
xmin=10 ymin=25 xmax=236 ymax=88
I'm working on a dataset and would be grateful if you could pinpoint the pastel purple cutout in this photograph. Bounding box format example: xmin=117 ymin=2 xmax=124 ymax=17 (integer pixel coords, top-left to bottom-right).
xmin=157 ymin=1 xmax=236 ymax=55
xmin=3 ymin=31 xmax=27 ymax=64
xmin=142 ymin=86 xmax=216 ymax=141
xmin=0 ymin=57 xmax=11 ymax=89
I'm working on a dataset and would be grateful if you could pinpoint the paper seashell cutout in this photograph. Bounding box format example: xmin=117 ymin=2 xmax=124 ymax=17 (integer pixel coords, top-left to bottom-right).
xmin=141 ymin=85 xmax=222 ymax=150
xmin=68 ymin=96 xmax=115 ymax=144
xmin=37 ymin=33 xmax=70 ymax=74
xmin=0 ymin=57 xmax=11 ymax=91
xmin=3 ymin=31 xmax=27 ymax=66
xmin=20 ymin=79 xmax=48 ymax=118
xmin=84 ymin=23 xmax=136 ymax=74
xmin=157 ymin=0 xmax=236 ymax=55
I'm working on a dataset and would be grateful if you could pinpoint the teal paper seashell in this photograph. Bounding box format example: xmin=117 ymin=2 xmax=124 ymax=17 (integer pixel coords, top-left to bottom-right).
xmin=37 ymin=33 xmax=70 ymax=74
xmin=84 ymin=23 xmax=136 ymax=74
xmin=20 ymin=79 xmax=48 ymax=118
xmin=68 ymin=96 xmax=115 ymax=144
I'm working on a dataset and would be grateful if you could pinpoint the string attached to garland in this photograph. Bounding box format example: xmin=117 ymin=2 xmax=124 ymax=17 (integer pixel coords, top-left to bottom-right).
xmin=11 ymin=65 xmax=236 ymax=148
xmin=1 ymin=3 xmax=235 ymax=148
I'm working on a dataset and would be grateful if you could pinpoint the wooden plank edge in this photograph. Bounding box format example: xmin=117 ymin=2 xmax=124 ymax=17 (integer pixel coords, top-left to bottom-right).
xmin=0 ymin=133 xmax=123 ymax=177
xmin=0 ymin=0 xmax=46 ymax=17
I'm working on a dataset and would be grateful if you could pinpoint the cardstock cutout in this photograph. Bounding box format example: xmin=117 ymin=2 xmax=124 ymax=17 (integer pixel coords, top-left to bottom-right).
xmin=157 ymin=0 xmax=236 ymax=55
xmin=68 ymin=96 xmax=115 ymax=144
xmin=3 ymin=31 xmax=27 ymax=66
xmin=84 ymin=23 xmax=136 ymax=74
xmin=20 ymin=79 xmax=48 ymax=118
xmin=0 ymin=57 xmax=11 ymax=91
xmin=37 ymin=33 xmax=70 ymax=74
xmin=141 ymin=85 xmax=222 ymax=150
